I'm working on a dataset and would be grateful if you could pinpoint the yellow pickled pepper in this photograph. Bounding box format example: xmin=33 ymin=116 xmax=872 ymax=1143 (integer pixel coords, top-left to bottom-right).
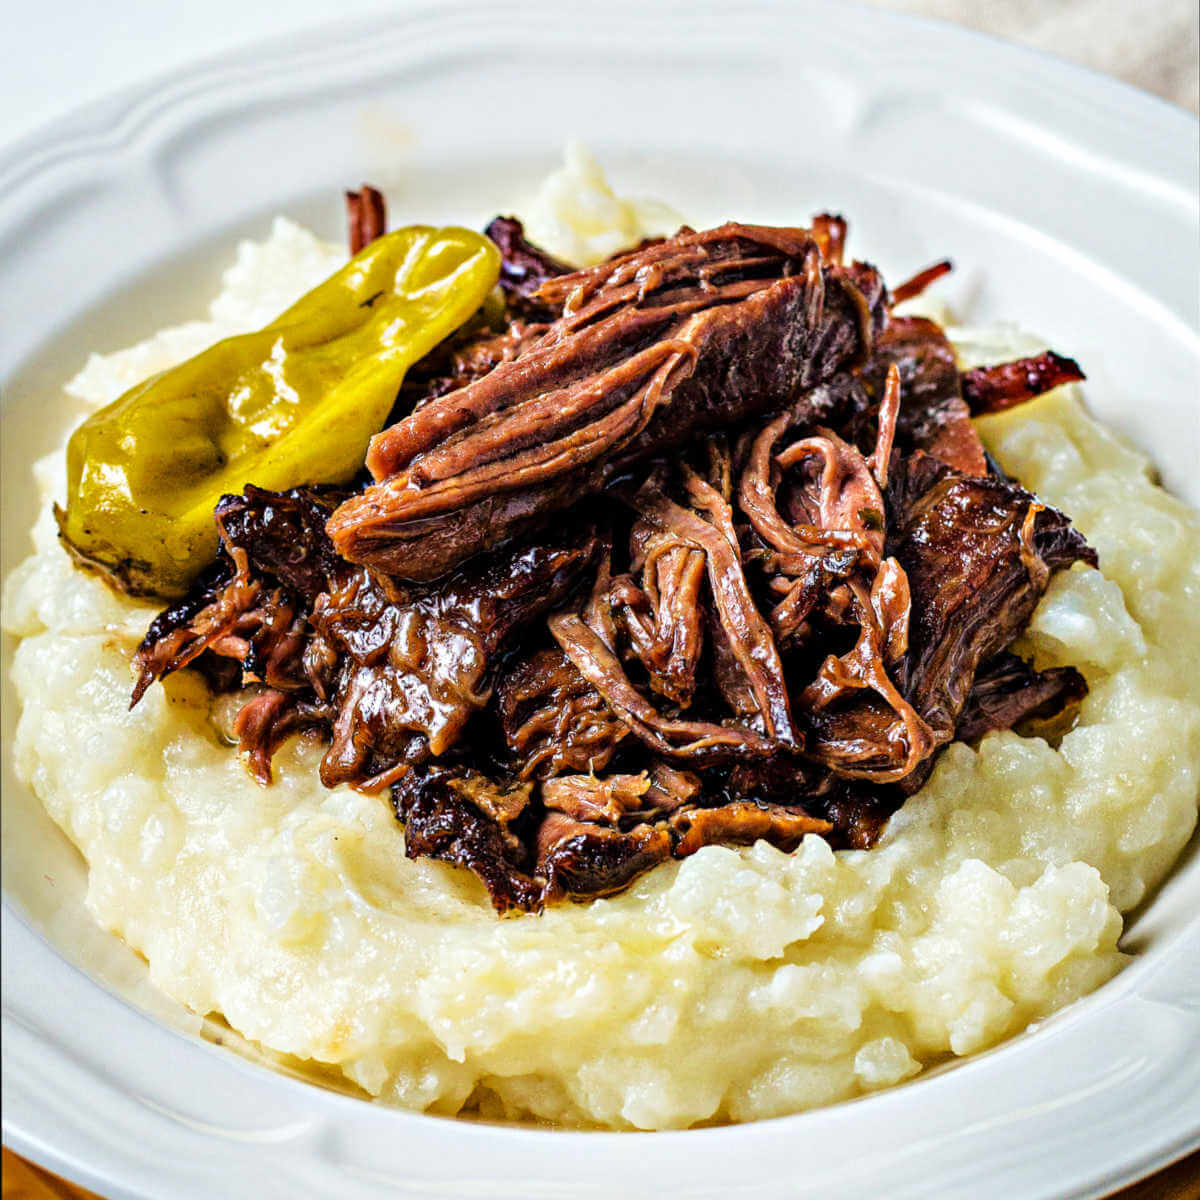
xmin=58 ymin=225 xmax=500 ymax=597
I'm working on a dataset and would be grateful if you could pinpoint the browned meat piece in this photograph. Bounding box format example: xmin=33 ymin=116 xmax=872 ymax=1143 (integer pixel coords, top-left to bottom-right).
xmin=609 ymin=519 xmax=708 ymax=707
xmin=550 ymin=610 xmax=781 ymax=762
xmin=548 ymin=460 xmax=798 ymax=762
xmin=131 ymin=487 xmax=342 ymax=706
xmin=131 ymin=555 xmax=249 ymax=704
xmin=733 ymin=387 xmax=930 ymax=784
xmin=232 ymin=688 xmax=332 ymax=786
xmin=393 ymin=766 xmax=543 ymax=913
xmin=495 ymin=645 xmax=628 ymax=779
xmin=957 ymin=652 xmax=1088 ymax=742
xmin=542 ymin=763 xmax=702 ymax=825
xmin=669 ymin=801 xmax=830 ymax=856
xmin=811 ymin=213 xmax=846 ymax=265
xmin=723 ymin=755 xmax=898 ymax=851
xmin=644 ymin=761 xmax=703 ymax=809
xmin=819 ymin=787 xmax=898 ymax=849
xmin=639 ymin=465 xmax=797 ymax=741
xmin=538 ymin=814 xmax=674 ymax=903
xmin=795 ymin=559 xmax=934 ymax=783
xmin=397 ymin=318 xmax=548 ymax=413
xmin=739 ymin=399 xmax=888 ymax=577
xmin=542 ymin=774 xmax=654 ymax=824
xmin=886 ymin=454 xmax=1096 ymax=787
xmin=346 ymin=185 xmax=386 ymax=255
xmin=961 ymin=351 xmax=1085 ymax=415
xmin=327 ymin=222 xmax=885 ymax=581
xmin=215 ymin=486 xmax=345 ymax=602
xmin=890 ymin=259 xmax=952 ymax=306
xmin=484 ymin=216 xmax=574 ymax=318
xmin=316 ymin=534 xmax=599 ymax=789
xmin=862 ymin=316 xmax=987 ymax=477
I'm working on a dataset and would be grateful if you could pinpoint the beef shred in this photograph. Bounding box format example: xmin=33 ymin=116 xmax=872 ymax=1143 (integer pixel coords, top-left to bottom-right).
xmin=131 ymin=204 xmax=1097 ymax=912
xmin=326 ymin=222 xmax=886 ymax=580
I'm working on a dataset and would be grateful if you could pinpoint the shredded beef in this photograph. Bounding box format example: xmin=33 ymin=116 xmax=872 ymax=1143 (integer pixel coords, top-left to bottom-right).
xmin=862 ymin=315 xmax=987 ymax=477
xmin=957 ymin=652 xmax=1088 ymax=742
xmin=885 ymin=453 xmax=1096 ymax=791
xmin=484 ymin=216 xmax=574 ymax=318
xmin=396 ymin=319 xmax=547 ymax=413
xmin=890 ymin=259 xmax=953 ymax=306
xmin=327 ymin=222 xmax=885 ymax=581
xmin=315 ymin=534 xmax=598 ymax=789
xmin=961 ymin=352 xmax=1085 ymax=414
xmin=394 ymin=767 xmax=543 ymax=913
xmin=130 ymin=206 xmax=1098 ymax=912
xmin=496 ymin=646 xmax=628 ymax=779
xmin=346 ymin=185 xmax=386 ymax=255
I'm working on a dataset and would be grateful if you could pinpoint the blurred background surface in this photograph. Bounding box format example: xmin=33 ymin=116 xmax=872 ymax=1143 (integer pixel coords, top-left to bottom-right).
xmin=0 ymin=0 xmax=1196 ymax=150
xmin=864 ymin=0 xmax=1199 ymax=114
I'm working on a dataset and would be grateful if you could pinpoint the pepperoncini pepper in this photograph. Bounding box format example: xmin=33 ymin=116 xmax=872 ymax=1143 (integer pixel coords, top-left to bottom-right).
xmin=58 ymin=225 xmax=500 ymax=597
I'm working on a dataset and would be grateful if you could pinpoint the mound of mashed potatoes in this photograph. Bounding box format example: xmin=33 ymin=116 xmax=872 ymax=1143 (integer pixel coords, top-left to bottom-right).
xmin=4 ymin=166 xmax=1199 ymax=1130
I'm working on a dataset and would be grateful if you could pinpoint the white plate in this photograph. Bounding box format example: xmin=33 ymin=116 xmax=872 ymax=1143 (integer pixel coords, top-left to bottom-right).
xmin=2 ymin=3 xmax=1198 ymax=1197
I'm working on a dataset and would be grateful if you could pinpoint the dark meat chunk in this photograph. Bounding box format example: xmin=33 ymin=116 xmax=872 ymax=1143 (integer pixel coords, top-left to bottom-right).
xmin=793 ymin=560 xmax=934 ymax=783
xmin=232 ymin=688 xmax=332 ymax=785
xmin=216 ymin=486 xmax=345 ymax=602
xmin=551 ymin=610 xmax=781 ymax=763
xmin=538 ymin=814 xmax=674 ymax=903
xmin=496 ymin=646 xmax=628 ymax=779
xmin=393 ymin=767 xmax=542 ymax=913
xmin=811 ymin=213 xmax=847 ymax=265
xmin=327 ymin=222 xmax=885 ymax=581
xmin=131 ymin=556 xmax=238 ymax=702
xmin=547 ymin=460 xmax=799 ymax=765
xmin=316 ymin=533 xmax=599 ymax=789
xmin=961 ymin=351 xmax=1085 ymax=415
xmin=542 ymin=763 xmax=702 ymax=825
xmin=632 ymin=466 xmax=797 ymax=742
xmin=957 ymin=652 xmax=1087 ymax=742
xmin=541 ymin=774 xmax=656 ymax=824
xmin=346 ymin=185 xmax=386 ymax=255
xmin=131 ymin=487 xmax=342 ymax=706
xmin=886 ymin=454 xmax=1096 ymax=786
xmin=736 ymin=394 xmax=930 ymax=784
xmin=724 ymin=758 xmax=895 ymax=850
xmin=862 ymin=316 xmax=987 ymax=477
xmin=484 ymin=216 xmax=574 ymax=319
xmin=818 ymin=787 xmax=898 ymax=850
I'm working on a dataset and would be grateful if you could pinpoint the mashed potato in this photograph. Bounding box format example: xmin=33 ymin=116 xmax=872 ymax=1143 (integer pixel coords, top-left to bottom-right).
xmin=3 ymin=191 xmax=1199 ymax=1130
xmin=523 ymin=140 xmax=685 ymax=266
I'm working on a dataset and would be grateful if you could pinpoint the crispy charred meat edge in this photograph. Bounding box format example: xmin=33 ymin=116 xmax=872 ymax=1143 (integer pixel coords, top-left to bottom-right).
xmin=129 ymin=202 xmax=1096 ymax=912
